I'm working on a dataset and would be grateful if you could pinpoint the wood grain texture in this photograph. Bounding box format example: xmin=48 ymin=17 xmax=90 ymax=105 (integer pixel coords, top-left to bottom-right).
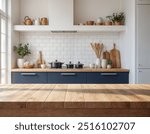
xmin=65 ymin=85 xmax=84 ymax=108
xmin=0 ymin=84 xmax=149 ymax=117
xmin=45 ymin=85 xmax=67 ymax=108
xmin=110 ymin=44 xmax=121 ymax=68
xmin=103 ymin=51 xmax=110 ymax=60
xmin=11 ymin=68 xmax=129 ymax=72
xmin=0 ymin=109 xmax=150 ymax=117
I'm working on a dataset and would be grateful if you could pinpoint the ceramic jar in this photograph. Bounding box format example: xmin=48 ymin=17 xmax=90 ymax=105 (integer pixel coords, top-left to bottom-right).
xmin=101 ymin=59 xmax=107 ymax=69
xmin=96 ymin=17 xmax=103 ymax=25
xmin=41 ymin=17 xmax=48 ymax=25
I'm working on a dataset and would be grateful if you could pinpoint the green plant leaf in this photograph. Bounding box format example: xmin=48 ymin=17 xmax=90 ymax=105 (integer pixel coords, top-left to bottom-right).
xmin=14 ymin=43 xmax=31 ymax=58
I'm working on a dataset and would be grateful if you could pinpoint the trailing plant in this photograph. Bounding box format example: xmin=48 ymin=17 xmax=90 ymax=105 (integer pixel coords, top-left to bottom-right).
xmin=14 ymin=43 xmax=31 ymax=58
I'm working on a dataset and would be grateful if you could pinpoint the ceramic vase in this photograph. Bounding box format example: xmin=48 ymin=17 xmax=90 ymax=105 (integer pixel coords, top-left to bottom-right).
xmin=101 ymin=59 xmax=107 ymax=69
xmin=95 ymin=58 xmax=101 ymax=68
xmin=17 ymin=58 xmax=24 ymax=68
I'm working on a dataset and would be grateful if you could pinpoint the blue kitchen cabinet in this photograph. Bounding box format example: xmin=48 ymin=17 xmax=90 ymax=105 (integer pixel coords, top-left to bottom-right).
xmin=12 ymin=72 xmax=48 ymax=84
xmin=48 ymin=72 xmax=86 ymax=84
xmin=12 ymin=72 xmax=129 ymax=84
xmin=86 ymin=72 xmax=129 ymax=84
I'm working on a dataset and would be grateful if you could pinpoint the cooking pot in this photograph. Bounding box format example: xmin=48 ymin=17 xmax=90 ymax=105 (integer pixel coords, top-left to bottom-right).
xmin=75 ymin=62 xmax=84 ymax=69
xmin=49 ymin=60 xmax=64 ymax=68
xmin=24 ymin=16 xmax=33 ymax=25
xmin=66 ymin=62 xmax=74 ymax=69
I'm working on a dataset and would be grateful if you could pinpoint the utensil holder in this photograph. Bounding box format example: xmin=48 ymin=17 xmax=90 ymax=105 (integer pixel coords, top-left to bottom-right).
xmin=95 ymin=58 xmax=101 ymax=68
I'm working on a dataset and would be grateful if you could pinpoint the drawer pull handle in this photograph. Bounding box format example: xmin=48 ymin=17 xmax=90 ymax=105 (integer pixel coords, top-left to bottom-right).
xmin=61 ymin=73 xmax=76 ymax=76
xmin=101 ymin=73 xmax=117 ymax=76
xmin=21 ymin=73 xmax=37 ymax=76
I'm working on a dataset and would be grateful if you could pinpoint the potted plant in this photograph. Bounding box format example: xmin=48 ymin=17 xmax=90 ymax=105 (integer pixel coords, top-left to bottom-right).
xmin=107 ymin=60 xmax=112 ymax=69
xmin=14 ymin=43 xmax=31 ymax=68
xmin=106 ymin=12 xmax=125 ymax=25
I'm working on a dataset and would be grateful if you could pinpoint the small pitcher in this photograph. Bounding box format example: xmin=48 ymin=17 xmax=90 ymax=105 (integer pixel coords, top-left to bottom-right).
xmin=33 ymin=18 xmax=40 ymax=25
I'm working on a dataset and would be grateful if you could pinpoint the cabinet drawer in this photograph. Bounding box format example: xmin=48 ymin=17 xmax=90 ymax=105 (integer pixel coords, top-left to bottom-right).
xmin=12 ymin=72 xmax=48 ymax=84
xmin=87 ymin=72 xmax=129 ymax=84
xmin=48 ymin=72 xmax=86 ymax=84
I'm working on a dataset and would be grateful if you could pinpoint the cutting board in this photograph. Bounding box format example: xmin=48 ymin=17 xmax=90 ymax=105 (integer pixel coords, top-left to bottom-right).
xmin=110 ymin=44 xmax=121 ymax=68
xmin=103 ymin=51 xmax=110 ymax=60
xmin=36 ymin=51 xmax=45 ymax=68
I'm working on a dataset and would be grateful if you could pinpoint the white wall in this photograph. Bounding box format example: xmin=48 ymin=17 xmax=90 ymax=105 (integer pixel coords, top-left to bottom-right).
xmin=20 ymin=0 xmax=49 ymax=24
xmin=74 ymin=0 xmax=122 ymax=24
xmin=19 ymin=0 xmax=123 ymax=25
xmin=20 ymin=32 xmax=120 ymax=67
xmin=120 ymin=0 xmax=135 ymax=83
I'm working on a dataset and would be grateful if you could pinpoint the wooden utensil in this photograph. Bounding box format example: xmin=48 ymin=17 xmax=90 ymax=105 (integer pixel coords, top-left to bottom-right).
xmin=110 ymin=44 xmax=121 ymax=68
xmin=103 ymin=51 xmax=110 ymax=60
xmin=99 ymin=43 xmax=104 ymax=59
xmin=91 ymin=43 xmax=103 ymax=58
xmin=36 ymin=51 xmax=45 ymax=68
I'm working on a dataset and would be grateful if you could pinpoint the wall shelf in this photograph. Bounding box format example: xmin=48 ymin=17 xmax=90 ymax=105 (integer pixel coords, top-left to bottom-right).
xmin=73 ymin=25 xmax=126 ymax=32
xmin=14 ymin=25 xmax=51 ymax=32
xmin=14 ymin=25 xmax=126 ymax=32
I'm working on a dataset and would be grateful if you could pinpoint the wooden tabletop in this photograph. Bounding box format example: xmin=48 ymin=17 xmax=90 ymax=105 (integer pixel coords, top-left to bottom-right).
xmin=0 ymin=84 xmax=149 ymax=107
xmin=0 ymin=84 xmax=149 ymax=117
xmin=11 ymin=68 xmax=130 ymax=72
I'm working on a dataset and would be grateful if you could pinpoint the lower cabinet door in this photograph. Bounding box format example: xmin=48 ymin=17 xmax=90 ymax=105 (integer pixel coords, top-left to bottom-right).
xmin=48 ymin=72 xmax=86 ymax=84
xmin=12 ymin=72 xmax=48 ymax=84
xmin=87 ymin=72 xmax=129 ymax=84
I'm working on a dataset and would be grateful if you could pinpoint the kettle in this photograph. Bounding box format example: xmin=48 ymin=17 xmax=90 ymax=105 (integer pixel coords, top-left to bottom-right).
xmin=40 ymin=17 xmax=48 ymax=25
xmin=24 ymin=16 xmax=33 ymax=25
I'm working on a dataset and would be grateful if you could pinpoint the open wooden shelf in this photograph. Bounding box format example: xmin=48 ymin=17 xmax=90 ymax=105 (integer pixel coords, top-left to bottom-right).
xmin=14 ymin=25 xmax=126 ymax=32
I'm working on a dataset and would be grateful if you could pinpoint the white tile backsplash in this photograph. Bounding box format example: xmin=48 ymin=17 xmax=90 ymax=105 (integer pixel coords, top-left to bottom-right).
xmin=20 ymin=32 xmax=120 ymax=66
